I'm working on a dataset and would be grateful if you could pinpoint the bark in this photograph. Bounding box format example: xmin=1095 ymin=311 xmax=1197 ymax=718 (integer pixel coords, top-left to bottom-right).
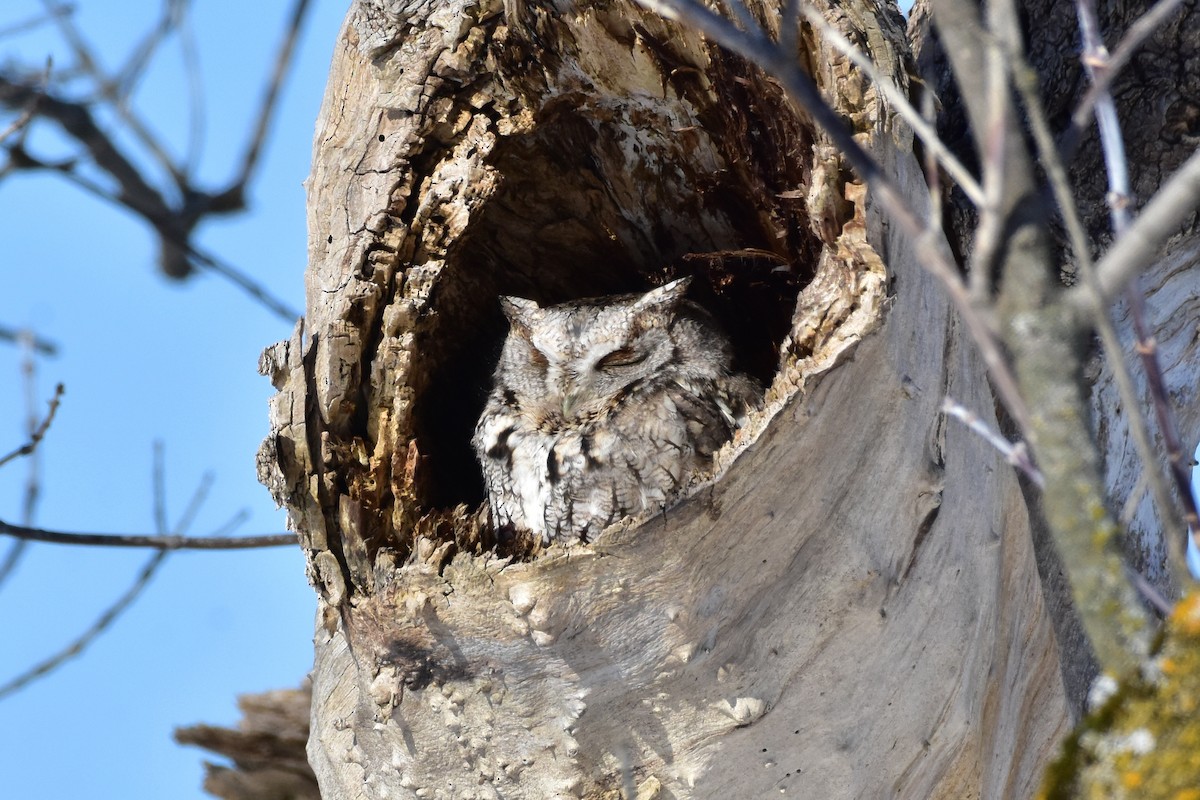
xmin=248 ymin=0 xmax=1200 ymax=798
xmin=176 ymin=686 xmax=318 ymax=800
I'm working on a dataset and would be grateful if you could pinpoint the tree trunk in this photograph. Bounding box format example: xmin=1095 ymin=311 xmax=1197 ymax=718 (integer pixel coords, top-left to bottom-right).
xmin=254 ymin=0 xmax=1200 ymax=797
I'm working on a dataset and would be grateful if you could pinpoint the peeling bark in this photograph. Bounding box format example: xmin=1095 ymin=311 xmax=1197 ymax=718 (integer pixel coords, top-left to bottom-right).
xmin=176 ymin=687 xmax=318 ymax=800
xmin=245 ymin=0 xmax=1200 ymax=797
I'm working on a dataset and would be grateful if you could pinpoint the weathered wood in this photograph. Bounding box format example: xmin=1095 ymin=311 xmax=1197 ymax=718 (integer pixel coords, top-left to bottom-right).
xmin=176 ymin=687 xmax=318 ymax=800
xmin=253 ymin=0 xmax=1200 ymax=797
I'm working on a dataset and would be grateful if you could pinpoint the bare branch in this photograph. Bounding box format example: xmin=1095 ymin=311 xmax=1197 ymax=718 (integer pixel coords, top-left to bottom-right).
xmin=0 ymin=324 xmax=56 ymax=356
xmin=19 ymin=338 xmax=44 ymax=535
xmin=0 ymin=6 xmax=68 ymax=40
xmin=778 ymin=0 xmax=798 ymax=61
xmin=796 ymin=4 xmax=984 ymax=206
xmin=1127 ymin=566 xmax=1174 ymax=616
xmin=0 ymin=438 xmax=296 ymax=699
xmin=941 ymin=397 xmax=1043 ymax=487
xmin=0 ymin=89 xmax=39 ymax=145
xmin=189 ymin=244 xmax=302 ymax=322
xmin=0 ymin=519 xmax=296 ymax=550
xmin=0 ymin=56 xmax=51 ymax=146
xmin=0 ymin=74 xmax=175 ymax=222
xmin=0 ymin=88 xmax=301 ymax=321
xmin=111 ymin=0 xmax=180 ymax=107
xmin=1070 ymin=147 xmax=1200 ymax=312
xmin=0 ymin=383 xmax=64 ymax=470
xmin=1074 ymin=0 xmax=1200 ymax=569
xmin=1005 ymin=13 xmax=1190 ymax=581
xmin=919 ymin=84 xmax=943 ymax=227
xmin=719 ymin=0 xmax=762 ymax=36
xmin=1060 ymin=0 xmax=1188 ymax=164
xmin=0 ymin=550 xmax=170 ymax=700
xmin=178 ymin=3 xmax=206 ymax=176
xmin=634 ymin=0 xmax=1032 ymax=435
xmin=173 ymin=471 xmax=216 ymax=539
xmin=966 ymin=85 xmax=1007 ymax=304
xmin=0 ymin=7 xmax=304 ymax=320
xmin=0 ymin=361 xmax=60 ymax=592
xmin=0 ymin=541 xmax=26 ymax=593
xmin=39 ymin=0 xmax=183 ymax=182
xmin=233 ymin=0 xmax=313 ymax=190
xmin=0 ymin=446 xmax=294 ymax=550
xmin=152 ymin=440 xmax=169 ymax=535
xmin=962 ymin=0 xmax=1155 ymax=672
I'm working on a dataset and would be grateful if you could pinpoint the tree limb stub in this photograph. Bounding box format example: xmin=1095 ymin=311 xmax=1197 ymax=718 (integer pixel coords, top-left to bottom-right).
xmin=259 ymin=1 xmax=1069 ymax=796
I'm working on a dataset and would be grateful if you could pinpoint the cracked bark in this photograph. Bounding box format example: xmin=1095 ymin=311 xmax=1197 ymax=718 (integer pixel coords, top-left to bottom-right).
xmin=242 ymin=0 xmax=1200 ymax=797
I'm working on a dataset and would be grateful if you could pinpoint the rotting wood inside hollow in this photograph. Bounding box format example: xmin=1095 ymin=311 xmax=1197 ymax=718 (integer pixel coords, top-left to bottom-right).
xmin=400 ymin=135 xmax=819 ymax=556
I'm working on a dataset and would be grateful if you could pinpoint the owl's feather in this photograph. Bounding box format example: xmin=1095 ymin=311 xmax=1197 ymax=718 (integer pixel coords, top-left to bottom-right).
xmin=472 ymin=278 xmax=760 ymax=544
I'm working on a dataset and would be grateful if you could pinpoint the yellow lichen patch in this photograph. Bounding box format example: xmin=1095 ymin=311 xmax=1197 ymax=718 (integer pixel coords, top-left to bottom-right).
xmin=1040 ymin=587 xmax=1200 ymax=798
xmin=1168 ymin=591 xmax=1200 ymax=636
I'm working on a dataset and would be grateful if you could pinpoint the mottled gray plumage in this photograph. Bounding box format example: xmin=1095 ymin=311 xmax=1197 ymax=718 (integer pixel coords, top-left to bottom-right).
xmin=473 ymin=278 xmax=761 ymax=544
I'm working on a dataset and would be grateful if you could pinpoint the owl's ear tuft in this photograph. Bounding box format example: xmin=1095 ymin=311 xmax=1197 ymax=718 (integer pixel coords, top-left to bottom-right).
xmin=636 ymin=277 xmax=692 ymax=313
xmin=499 ymin=296 xmax=542 ymax=333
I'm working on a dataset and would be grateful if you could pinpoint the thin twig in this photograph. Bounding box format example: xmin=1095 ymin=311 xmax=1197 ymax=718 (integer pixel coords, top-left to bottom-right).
xmin=0 ymin=383 xmax=64 ymax=469
xmin=1006 ymin=14 xmax=1190 ymax=581
xmin=966 ymin=73 xmax=1007 ymax=304
xmin=0 ymin=129 xmax=300 ymax=321
xmin=721 ymin=0 xmax=762 ymax=35
xmin=0 ymin=15 xmax=303 ymax=321
xmin=188 ymin=245 xmax=302 ymax=321
xmin=0 ymin=550 xmax=170 ymax=700
xmin=1127 ymin=566 xmax=1174 ymax=616
xmin=1076 ymin=0 xmax=1200 ymax=568
xmin=1119 ymin=469 xmax=1149 ymax=527
xmin=778 ymin=0 xmax=798 ymax=60
xmin=634 ymin=0 xmax=1032 ymax=435
xmin=10 ymin=136 xmax=300 ymax=318
xmin=941 ymin=397 xmax=1044 ymax=487
xmin=0 ymin=91 xmax=39 ymax=145
xmin=0 ymin=460 xmax=293 ymax=700
xmin=234 ymin=0 xmax=313 ymax=189
xmin=39 ymin=0 xmax=182 ymax=181
xmin=0 ymin=56 xmax=51 ymax=146
xmin=0 ymin=325 xmax=57 ymax=356
xmin=797 ymin=4 xmax=984 ymax=206
xmin=936 ymin=0 xmax=1155 ymax=672
xmin=173 ymin=471 xmax=216 ymax=537
xmin=178 ymin=2 xmax=206 ymax=177
xmin=19 ymin=336 xmax=42 ymax=536
xmin=1060 ymin=0 xmax=1187 ymax=164
xmin=0 ymin=6 xmax=69 ymax=40
xmin=111 ymin=0 xmax=179 ymax=109
xmin=111 ymin=0 xmax=178 ymax=112
xmin=0 ymin=347 xmax=56 ymax=597
xmin=0 ymin=519 xmax=295 ymax=549
xmin=0 ymin=541 xmax=26 ymax=592
xmin=1072 ymin=146 xmax=1200 ymax=311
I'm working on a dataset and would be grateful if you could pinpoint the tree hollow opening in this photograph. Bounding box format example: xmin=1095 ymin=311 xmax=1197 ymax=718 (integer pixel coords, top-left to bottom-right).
xmin=403 ymin=96 xmax=822 ymax=540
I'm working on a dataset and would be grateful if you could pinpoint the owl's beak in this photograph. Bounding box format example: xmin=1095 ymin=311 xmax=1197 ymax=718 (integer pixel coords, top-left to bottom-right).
xmin=561 ymin=389 xmax=583 ymax=416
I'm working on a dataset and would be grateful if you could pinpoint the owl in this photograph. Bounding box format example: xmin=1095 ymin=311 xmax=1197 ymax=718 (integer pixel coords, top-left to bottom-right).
xmin=472 ymin=277 xmax=761 ymax=544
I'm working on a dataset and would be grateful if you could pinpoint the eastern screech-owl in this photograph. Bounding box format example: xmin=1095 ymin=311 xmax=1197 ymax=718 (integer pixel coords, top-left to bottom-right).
xmin=472 ymin=277 xmax=761 ymax=544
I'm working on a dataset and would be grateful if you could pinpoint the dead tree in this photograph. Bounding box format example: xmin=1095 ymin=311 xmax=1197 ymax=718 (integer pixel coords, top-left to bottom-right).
xmin=251 ymin=0 xmax=1200 ymax=796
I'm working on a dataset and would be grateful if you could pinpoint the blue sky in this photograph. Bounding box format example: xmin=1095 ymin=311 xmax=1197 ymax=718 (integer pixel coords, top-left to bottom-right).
xmin=2 ymin=3 xmax=1198 ymax=800
xmin=0 ymin=2 xmax=346 ymax=798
